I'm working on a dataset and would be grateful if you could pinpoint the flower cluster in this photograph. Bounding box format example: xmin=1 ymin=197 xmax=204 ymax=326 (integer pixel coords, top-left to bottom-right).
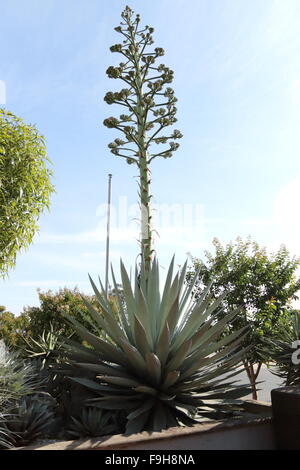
xmin=103 ymin=117 xmax=119 ymax=129
xmin=104 ymin=89 xmax=132 ymax=105
xmin=110 ymin=44 xmax=122 ymax=53
xmin=106 ymin=66 xmax=122 ymax=79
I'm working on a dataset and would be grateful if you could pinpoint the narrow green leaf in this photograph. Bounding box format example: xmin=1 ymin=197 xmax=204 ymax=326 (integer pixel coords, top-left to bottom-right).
xmin=134 ymin=385 xmax=158 ymax=396
xmin=120 ymin=338 xmax=147 ymax=374
xmin=98 ymin=375 xmax=141 ymax=388
xmin=111 ymin=264 xmax=131 ymax=338
xmin=147 ymin=258 xmax=160 ymax=338
xmin=120 ymin=260 xmax=136 ymax=332
xmin=88 ymin=275 xmax=127 ymax=345
xmin=153 ymin=402 xmax=167 ymax=431
xmin=69 ymin=377 xmax=106 ymax=392
xmin=171 ymin=296 xmax=213 ymax=351
xmin=166 ymin=339 xmax=192 ymax=372
xmin=165 ymin=295 xmax=180 ymax=338
xmin=134 ymin=315 xmax=151 ymax=356
xmin=127 ymin=399 xmax=155 ymax=420
xmin=64 ymin=313 xmax=127 ymax=366
xmin=125 ymin=411 xmax=150 ymax=435
xmin=162 ymin=370 xmax=180 ymax=389
xmin=145 ymin=352 xmax=161 ymax=385
xmin=135 ymin=287 xmax=153 ymax=348
xmin=190 ymin=307 xmax=241 ymax=352
xmin=156 ymin=321 xmax=170 ymax=366
xmin=75 ymin=362 xmax=133 ymax=378
xmin=181 ymin=334 xmax=247 ymax=378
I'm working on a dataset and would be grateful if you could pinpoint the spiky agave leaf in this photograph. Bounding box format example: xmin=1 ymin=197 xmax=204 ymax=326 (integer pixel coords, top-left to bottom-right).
xmin=63 ymin=258 xmax=251 ymax=434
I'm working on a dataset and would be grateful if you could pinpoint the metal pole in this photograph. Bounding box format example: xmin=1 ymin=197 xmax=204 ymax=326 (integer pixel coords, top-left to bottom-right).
xmin=105 ymin=174 xmax=112 ymax=300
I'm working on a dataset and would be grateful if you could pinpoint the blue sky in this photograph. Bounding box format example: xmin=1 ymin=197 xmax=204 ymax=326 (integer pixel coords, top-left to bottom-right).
xmin=1 ymin=0 xmax=300 ymax=314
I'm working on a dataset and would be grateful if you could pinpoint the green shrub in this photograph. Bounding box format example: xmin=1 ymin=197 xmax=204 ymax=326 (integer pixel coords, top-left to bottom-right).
xmin=0 ymin=288 xmax=108 ymax=350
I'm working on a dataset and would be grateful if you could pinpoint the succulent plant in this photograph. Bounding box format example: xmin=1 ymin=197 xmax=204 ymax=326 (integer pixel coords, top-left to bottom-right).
xmin=3 ymin=393 xmax=58 ymax=446
xmin=19 ymin=324 xmax=74 ymax=401
xmin=66 ymin=407 xmax=124 ymax=439
xmin=20 ymin=323 xmax=65 ymax=367
xmin=63 ymin=258 xmax=251 ymax=435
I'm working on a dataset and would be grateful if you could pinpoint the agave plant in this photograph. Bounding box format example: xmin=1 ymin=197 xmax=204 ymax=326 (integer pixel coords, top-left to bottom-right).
xmin=63 ymin=258 xmax=251 ymax=435
xmin=3 ymin=393 xmax=58 ymax=447
xmin=20 ymin=323 xmax=67 ymax=367
xmin=67 ymin=407 xmax=124 ymax=439
xmin=19 ymin=324 xmax=74 ymax=400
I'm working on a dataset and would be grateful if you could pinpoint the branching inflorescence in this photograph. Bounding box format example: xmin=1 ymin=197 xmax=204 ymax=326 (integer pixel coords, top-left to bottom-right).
xmin=103 ymin=6 xmax=182 ymax=270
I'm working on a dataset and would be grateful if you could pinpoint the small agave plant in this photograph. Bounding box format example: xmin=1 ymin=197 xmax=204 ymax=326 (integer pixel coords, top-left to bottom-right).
xmin=63 ymin=258 xmax=251 ymax=435
xmin=67 ymin=407 xmax=123 ymax=439
xmin=21 ymin=323 xmax=66 ymax=368
xmin=3 ymin=393 xmax=58 ymax=447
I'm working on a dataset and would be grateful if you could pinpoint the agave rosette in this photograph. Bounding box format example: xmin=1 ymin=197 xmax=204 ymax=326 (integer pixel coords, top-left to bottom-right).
xmin=67 ymin=407 xmax=123 ymax=438
xmin=63 ymin=257 xmax=251 ymax=434
xmin=4 ymin=393 xmax=58 ymax=446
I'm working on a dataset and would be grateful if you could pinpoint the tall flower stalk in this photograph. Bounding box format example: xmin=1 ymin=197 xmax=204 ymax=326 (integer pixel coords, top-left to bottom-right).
xmin=104 ymin=6 xmax=182 ymax=272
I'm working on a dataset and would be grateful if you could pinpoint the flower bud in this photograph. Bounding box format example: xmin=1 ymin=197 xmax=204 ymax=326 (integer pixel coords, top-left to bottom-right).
xmin=106 ymin=66 xmax=121 ymax=79
xmin=115 ymin=138 xmax=126 ymax=146
xmin=108 ymin=141 xmax=118 ymax=149
xmin=103 ymin=117 xmax=119 ymax=128
xmin=120 ymin=114 xmax=132 ymax=122
xmin=104 ymin=92 xmax=115 ymax=104
xmin=171 ymin=130 xmax=183 ymax=139
xmin=169 ymin=142 xmax=179 ymax=151
xmin=155 ymin=47 xmax=165 ymax=56
xmin=163 ymin=151 xmax=172 ymax=159
xmin=110 ymin=44 xmax=122 ymax=53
